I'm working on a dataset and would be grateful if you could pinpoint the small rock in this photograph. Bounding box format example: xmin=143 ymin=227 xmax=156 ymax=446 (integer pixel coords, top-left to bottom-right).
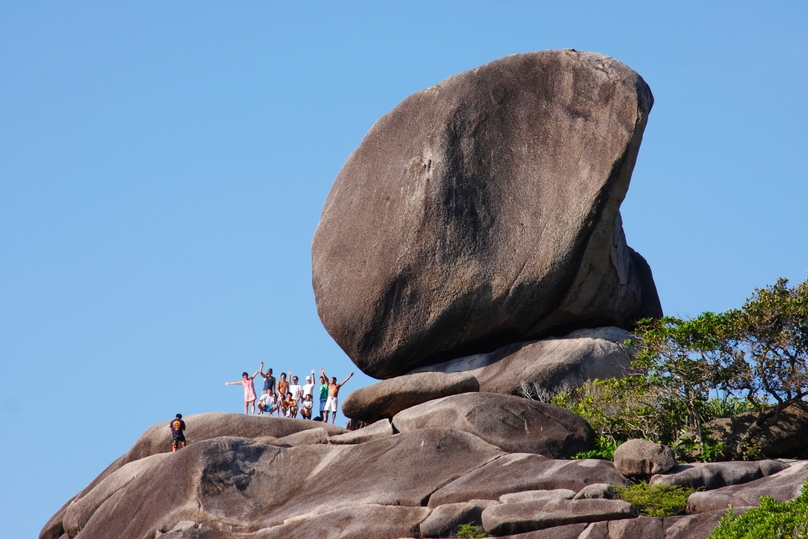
xmin=481 ymin=498 xmax=636 ymax=536
xmin=573 ymin=484 xmax=616 ymax=500
xmin=170 ymin=521 xmax=196 ymax=533
xmin=614 ymin=439 xmax=677 ymax=478
xmin=499 ymin=489 xmax=575 ymax=504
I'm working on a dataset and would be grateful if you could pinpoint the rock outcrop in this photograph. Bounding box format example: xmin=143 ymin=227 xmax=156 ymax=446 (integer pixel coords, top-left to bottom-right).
xmin=312 ymin=50 xmax=661 ymax=379
xmin=343 ymin=327 xmax=634 ymax=423
xmin=342 ymin=371 xmax=480 ymax=422
xmin=650 ymin=460 xmax=789 ymax=490
xmin=703 ymin=401 xmax=808 ymax=460
xmin=44 ymin=51 xmax=808 ymax=539
xmin=687 ymin=460 xmax=808 ymax=514
xmin=392 ymin=392 xmax=594 ymax=457
xmin=41 ymin=412 xmax=808 ymax=539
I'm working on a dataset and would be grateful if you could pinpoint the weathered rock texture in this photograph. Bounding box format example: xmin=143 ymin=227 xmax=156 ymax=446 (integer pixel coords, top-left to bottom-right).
xmin=42 ymin=412 xmax=808 ymax=539
xmin=342 ymin=327 xmax=634 ymax=423
xmin=427 ymin=455 xmax=632 ymax=507
xmin=613 ymin=439 xmax=677 ymax=478
xmin=392 ymin=392 xmax=595 ymax=457
xmin=342 ymin=371 xmax=479 ymax=422
xmin=687 ymin=460 xmax=808 ymax=514
xmin=482 ymin=498 xmax=637 ymax=535
xmin=650 ymin=460 xmax=788 ymax=490
xmin=312 ymin=50 xmax=661 ymax=379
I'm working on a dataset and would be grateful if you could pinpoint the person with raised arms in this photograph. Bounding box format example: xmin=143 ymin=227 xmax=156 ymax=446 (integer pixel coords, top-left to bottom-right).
xmin=225 ymin=362 xmax=263 ymax=415
xmin=320 ymin=368 xmax=354 ymax=424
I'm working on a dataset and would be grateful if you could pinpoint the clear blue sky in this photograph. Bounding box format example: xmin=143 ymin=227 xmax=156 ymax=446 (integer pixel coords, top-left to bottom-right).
xmin=1 ymin=2 xmax=806 ymax=537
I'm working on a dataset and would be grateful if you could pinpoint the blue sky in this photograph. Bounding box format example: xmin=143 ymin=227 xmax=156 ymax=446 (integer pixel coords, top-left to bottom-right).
xmin=1 ymin=2 xmax=806 ymax=537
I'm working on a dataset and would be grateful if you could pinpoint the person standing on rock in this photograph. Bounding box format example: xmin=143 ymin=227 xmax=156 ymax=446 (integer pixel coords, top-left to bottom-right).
xmin=225 ymin=363 xmax=262 ymax=415
xmin=277 ymin=372 xmax=290 ymax=416
xmin=288 ymin=374 xmax=302 ymax=418
xmin=302 ymin=371 xmax=316 ymax=399
xmin=258 ymin=366 xmax=276 ymax=397
xmin=169 ymin=414 xmax=186 ymax=452
xmin=318 ymin=373 xmax=329 ymax=418
xmin=320 ymin=368 xmax=354 ymax=424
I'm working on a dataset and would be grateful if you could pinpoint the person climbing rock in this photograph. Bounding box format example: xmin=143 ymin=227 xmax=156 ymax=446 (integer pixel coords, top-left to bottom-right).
xmin=169 ymin=414 xmax=186 ymax=452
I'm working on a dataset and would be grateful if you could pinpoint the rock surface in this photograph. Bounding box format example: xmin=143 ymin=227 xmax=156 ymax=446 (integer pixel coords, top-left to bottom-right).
xmin=650 ymin=460 xmax=788 ymax=490
xmin=418 ymin=502 xmax=484 ymax=538
xmin=327 ymin=418 xmax=394 ymax=444
xmin=687 ymin=460 xmax=808 ymax=514
xmin=613 ymin=439 xmax=677 ymax=478
xmin=481 ymin=498 xmax=636 ymax=535
xmin=312 ymin=50 xmax=660 ymax=379
xmin=41 ymin=49 xmax=807 ymax=539
xmin=500 ymin=489 xmax=576 ymax=503
xmin=344 ymin=327 xmax=634 ymax=422
xmin=428 ymin=455 xmax=631 ymax=507
xmin=252 ymin=504 xmax=430 ymax=539
xmin=392 ymin=392 xmax=594 ymax=457
xmin=43 ymin=420 xmax=504 ymax=539
xmin=342 ymin=371 xmax=479 ymax=422
xmin=413 ymin=327 xmax=635 ymax=394
xmin=42 ymin=411 xmax=808 ymax=539
xmin=704 ymin=401 xmax=808 ymax=459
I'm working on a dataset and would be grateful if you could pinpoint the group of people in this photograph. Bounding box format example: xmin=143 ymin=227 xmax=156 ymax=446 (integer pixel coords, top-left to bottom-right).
xmin=225 ymin=362 xmax=354 ymax=424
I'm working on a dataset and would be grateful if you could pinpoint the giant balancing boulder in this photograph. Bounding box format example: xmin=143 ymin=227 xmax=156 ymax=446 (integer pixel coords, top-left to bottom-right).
xmin=312 ymin=49 xmax=661 ymax=379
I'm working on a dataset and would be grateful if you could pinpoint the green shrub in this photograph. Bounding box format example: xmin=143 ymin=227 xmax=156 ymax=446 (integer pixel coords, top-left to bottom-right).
xmin=455 ymin=523 xmax=488 ymax=538
xmin=571 ymin=436 xmax=618 ymax=460
xmin=708 ymin=479 xmax=808 ymax=539
xmin=612 ymin=483 xmax=697 ymax=517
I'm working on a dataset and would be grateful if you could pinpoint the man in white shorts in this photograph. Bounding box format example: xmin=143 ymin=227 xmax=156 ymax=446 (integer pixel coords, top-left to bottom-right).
xmin=320 ymin=368 xmax=354 ymax=424
xmin=288 ymin=375 xmax=302 ymax=418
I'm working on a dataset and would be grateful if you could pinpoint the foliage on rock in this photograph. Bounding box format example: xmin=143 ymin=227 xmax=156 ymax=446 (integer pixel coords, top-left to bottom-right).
xmin=612 ymin=483 xmax=697 ymax=517
xmin=455 ymin=523 xmax=488 ymax=538
xmin=551 ymin=278 xmax=808 ymax=461
xmin=708 ymin=478 xmax=808 ymax=539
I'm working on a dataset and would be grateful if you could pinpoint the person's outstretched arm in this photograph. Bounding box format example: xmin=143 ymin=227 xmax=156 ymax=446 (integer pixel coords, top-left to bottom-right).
xmin=338 ymin=372 xmax=354 ymax=388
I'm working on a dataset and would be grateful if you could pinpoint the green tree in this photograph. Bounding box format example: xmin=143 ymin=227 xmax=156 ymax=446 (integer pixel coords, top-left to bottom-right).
xmin=716 ymin=278 xmax=808 ymax=457
xmin=631 ymin=312 xmax=730 ymax=449
xmin=550 ymin=278 xmax=807 ymax=461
